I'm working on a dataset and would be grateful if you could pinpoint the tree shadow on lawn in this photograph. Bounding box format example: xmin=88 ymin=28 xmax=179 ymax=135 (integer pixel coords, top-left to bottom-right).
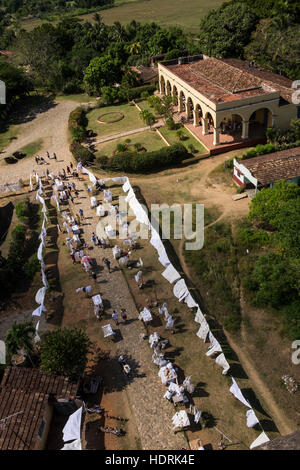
xmin=8 ymin=94 xmax=58 ymax=126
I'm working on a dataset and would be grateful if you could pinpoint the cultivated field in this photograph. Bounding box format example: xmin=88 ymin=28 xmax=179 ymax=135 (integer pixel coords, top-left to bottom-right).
xmin=19 ymin=0 xmax=224 ymax=34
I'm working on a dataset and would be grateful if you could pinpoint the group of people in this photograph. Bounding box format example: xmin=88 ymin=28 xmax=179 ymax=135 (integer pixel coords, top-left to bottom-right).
xmin=35 ymin=152 xmax=57 ymax=165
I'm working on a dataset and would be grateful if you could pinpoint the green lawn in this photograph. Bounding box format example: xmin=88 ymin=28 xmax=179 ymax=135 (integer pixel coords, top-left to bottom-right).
xmin=136 ymin=99 xmax=162 ymax=118
xmin=95 ymin=129 xmax=166 ymax=157
xmin=1 ymin=139 xmax=44 ymax=166
xmin=160 ymin=125 xmax=207 ymax=155
xmin=0 ymin=125 xmax=19 ymax=153
xmin=20 ymin=0 xmax=223 ymax=34
xmin=55 ymin=93 xmax=96 ymax=103
xmin=87 ymin=103 xmax=145 ymax=139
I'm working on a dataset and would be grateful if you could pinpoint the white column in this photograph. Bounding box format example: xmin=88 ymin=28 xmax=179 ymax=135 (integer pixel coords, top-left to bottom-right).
xmin=193 ymin=110 xmax=199 ymax=127
xmin=242 ymin=120 xmax=249 ymax=139
xmin=271 ymin=114 xmax=276 ymax=127
xmin=202 ymin=118 xmax=208 ymax=135
xmin=213 ymin=127 xmax=220 ymax=146
xmin=159 ymin=77 xmax=162 ymax=94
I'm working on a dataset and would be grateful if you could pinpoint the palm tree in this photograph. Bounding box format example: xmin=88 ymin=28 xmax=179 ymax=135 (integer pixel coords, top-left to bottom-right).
xmin=5 ymin=321 xmax=35 ymax=365
xmin=139 ymin=110 xmax=156 ymax=129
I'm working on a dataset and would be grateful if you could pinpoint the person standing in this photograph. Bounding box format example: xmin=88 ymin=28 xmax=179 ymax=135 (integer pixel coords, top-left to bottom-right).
xmin=53 ymin=153 xmax=57 ymax=160
xmin=46 ymin=151 xmax=50 ymax=159
xmin=112 ymin=310 xmax=119 ymax=325
xmin=121 ymin=308 xmax=128 ymax=324
xmin=74 ymin=189 xmax=79 ymax=198
xmin=70 ymin=162 xmax=73 ymax=170
xmin=91 ymin=233 xmax=97 ymax=246
xmin=79 ymin=208 xmax=84 ymax=220
xmin=69 ymin=194 xmax=74 ymax=204
xmin=102 ymin=257 xmax=111 ymax=273
xmin=71 ymin=252 xmax=76 ymax=264
xmin=35 ymin=156 xmax=39 ymax=165
xmin=67 ymin=166 xmax=71 ymax=175
xmin=91 ymin=271 xmax=97 ymax=283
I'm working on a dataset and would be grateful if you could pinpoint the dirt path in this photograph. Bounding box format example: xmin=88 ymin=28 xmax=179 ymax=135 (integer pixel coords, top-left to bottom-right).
xmin=60 ymin=179 xmax=187 ymax=450
xmin=0 ymin=100 xmax=80 ymax=186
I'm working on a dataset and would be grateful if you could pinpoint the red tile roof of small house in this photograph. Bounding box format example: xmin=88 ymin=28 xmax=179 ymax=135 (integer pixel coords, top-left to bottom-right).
xmin=241 ymin=147 xmax=300 ymax=186
xmin=0 ymin=367 xmax=78 ymax=450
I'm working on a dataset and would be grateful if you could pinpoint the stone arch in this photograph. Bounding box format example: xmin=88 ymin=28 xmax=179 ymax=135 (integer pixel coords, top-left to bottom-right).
xmin=172 ymin=85 xmax=178 ymax=106
xmin=186 ymin=96 xmax=194 ymax=119
xmin=248 ymin=107 xmax=274 ymax=138
xmin=160 ymin=75 xmax=166 ymax=95
xmin=205 ymin=111 xmax=215 ymax=129
xmin=179 ymin=89 xmax=186 ymax=113
xmin=166 ymin=80 xmax=172 ymax=96
xmin=194 ymin=103 xmax=203 ymax=126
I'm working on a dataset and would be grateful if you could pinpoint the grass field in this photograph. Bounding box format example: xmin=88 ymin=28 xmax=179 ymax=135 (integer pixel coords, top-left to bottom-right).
xmin=87 ymin=103 xmax=145 ymax=139
xmin=95 ymin=129 xmax=167 ymax=157
xmin=19 ymin=0 xmax=224 ymax=34
xmin=0 ymin=125 xmax=19 ymax=153
xmin=160 ymin=125 xmax=207 ymax=155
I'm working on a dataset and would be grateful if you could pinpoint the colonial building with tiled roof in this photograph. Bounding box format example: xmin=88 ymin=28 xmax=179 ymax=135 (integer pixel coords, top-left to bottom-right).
xmin=0 ymin=367 xmax=78 ymax=450
xmin=158 ymin=55 xmax=298 ymax=150
xmin=233 ymin=147 xmax=300 ymax=189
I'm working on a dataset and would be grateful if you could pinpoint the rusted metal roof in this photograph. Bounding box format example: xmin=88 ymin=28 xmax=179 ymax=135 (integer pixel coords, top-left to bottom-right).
xmin=242 ymin=147 xmax=300 ymax=185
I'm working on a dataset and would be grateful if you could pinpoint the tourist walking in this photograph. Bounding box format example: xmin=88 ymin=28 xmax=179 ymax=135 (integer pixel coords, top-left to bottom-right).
xmin=53 ymin=153 xmax=57 ymax=160
xmin=112 ymin=310 xmax=119 ymax=325
xmin=46 ymin=151 xmax=50 ymax=159
xmin=67 ymin=166 xmax=71 ymax=175
xmin=69 ymin=194 xmax=74 ymax=203
xmin=91 ymin=233 xmax=97 ymax=246
xmin=121 ymin=308 xmax=128 ymax=324
xmin=79 ymin=208 xmax=84 ymax=220
xmin=35 ymin=156 xmax=39 ymax=165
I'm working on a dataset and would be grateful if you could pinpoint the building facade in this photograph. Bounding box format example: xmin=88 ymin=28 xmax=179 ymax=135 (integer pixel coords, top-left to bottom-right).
xmin=158 ymin=55 xmax=297 ymax=147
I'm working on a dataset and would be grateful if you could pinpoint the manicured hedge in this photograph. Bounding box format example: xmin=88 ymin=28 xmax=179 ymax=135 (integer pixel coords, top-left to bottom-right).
xmin=95 ymin=143 xmax=189 ymax=173
xmin=127 ymin=84 xmax=156 ymax=101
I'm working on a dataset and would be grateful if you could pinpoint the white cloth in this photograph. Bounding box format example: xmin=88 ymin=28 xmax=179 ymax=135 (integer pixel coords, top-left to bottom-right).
xmin=196 ymin=319 xmax=210 ymax=342
xmin=206 ymin=332 xmax=222 ymax=357
xmin=103 ymin=190 xmax=112 ymax=203
xmin=184 ymin=294 xmax=198 ymax=309
xmin=102 ymin=324 xmax=115 ymax=338
xmin=194 ymin=307 xmax=205 ymax=324
xmin=41 ymin=269 xmax=49 ymax=288
xmin=166 ymin=316 xmax=174 ymax=329
xmin=112 ymin=245 xmax=121 ymax=259
xmin=172 ymin=410 xmax=190 ymax=429
xmin=158 ymin=248 xmax=170 ymax=268
xmin=0 ymin=340 xmax=6 ymax=364
xmin=32 ymin=305 xmax=46 ymax=317
xmin=62 ymin=407 xmax=83 ymax=442
xmin=35 ymin=287 xmax=47 ymax=305
xmin=92 ymin=294 xmax=103 ymax=306
xmin=173 ymin=279 xmax=189 ymax=302
xmin=215 ymin=353 xmax=230 ymax=375
xmin=158 ymin=364 xmax=177 ymax=385
xmin=138 ymin=308 xmax=152 ymax=322
xmin=96 ymin=205 xmax=106 ymax=217
xmin=249 ymin=432 xmax=270 ymax=449
xmin=122 ymin=179 xmax=131 ymax=193
xmin=61 ymin=439 xmax=82 ymax=450
xmin=29 ymin=173 xmax=33 ymax=191
xmin=135 ymin=271 xmax=143 ymax=283
xmin=90 ymin=196 xmax=97 ymax=207
xmin=37 ymin=240 xmax=44 ymax=262
xmin=229 ymin=377 xmax=251 ymax=408
xmin=161 ymin=264 xmax=181 ymax=284
xmin=105 ymin=225 xmax=116 ymax=237
xmin=246 ymin=409 xmax=259 ymax=428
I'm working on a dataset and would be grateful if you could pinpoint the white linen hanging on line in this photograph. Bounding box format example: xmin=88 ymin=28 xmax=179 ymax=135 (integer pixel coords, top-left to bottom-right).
xmin=62 ymin=407 xmax=83 ymax=442
xmin=229 ymin=377 xmax=251 ymax=408
xmin=196 ymin=319 xmax=210 ymax=342
xmin=61 ymin=439 xmax=82 ymax=450
xmin=34 ymin=321 xmax=41 ymax=343
xmin=194 ymin=307 xmax=205 ymax=324
xmin=249 ymin=432 xmax=270 ymax=449
xmin=215 ymin=353 xmax=230 ymax=375
xmin=41 ymin=269 xmax=49 ymax=288
xmin=172 ymin=410 xmax=190 ymax=429
xmin=158 ymin=248 xmax=170 ymax=268
xmin=206 ymin=332 xmax=222 ymax=357
xmin=184 ymin=293 xmax=198 ymax=309
xmin=35 ymin=286 xmax=47 ymax=305
xmin=32 ymin=304 xmax=47 ymax=317
xmin=161 ymin=264 xmax=181 ymax=284
xmin=173 ymin=278 xmax=189 ymax=302
xmin=122 ymin=179 xmax=130 ymax=193
xmin=246 ymin=409 xmax=259 ymax=428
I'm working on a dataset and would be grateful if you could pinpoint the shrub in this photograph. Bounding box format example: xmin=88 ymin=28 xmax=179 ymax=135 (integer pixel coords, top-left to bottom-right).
xmin=166 ymin=118 xmax=177 ymax=130
xmin=96 ymin=143 xmax=188 ymax=173
xmin=71 ymin=125 xmax=86 ymax=143
xmin=70 ymin=142 xmax=95 ymax=165
xmin=15 ymin=200 xmax=30 ymax=220
xmin=24 ymin=253 xmax=39 ymax=279
xmin=116 ymin=143 xmax=128 ymax=153
xmin=224 ymin=158 xmax=234 ymax=169
xmin=127 ymin=84 xmax=156 ymax=101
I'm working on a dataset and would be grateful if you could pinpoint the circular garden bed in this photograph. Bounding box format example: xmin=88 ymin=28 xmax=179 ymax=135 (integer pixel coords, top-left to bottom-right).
xmin=97 ymin=112 xmax=125 ymax=124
